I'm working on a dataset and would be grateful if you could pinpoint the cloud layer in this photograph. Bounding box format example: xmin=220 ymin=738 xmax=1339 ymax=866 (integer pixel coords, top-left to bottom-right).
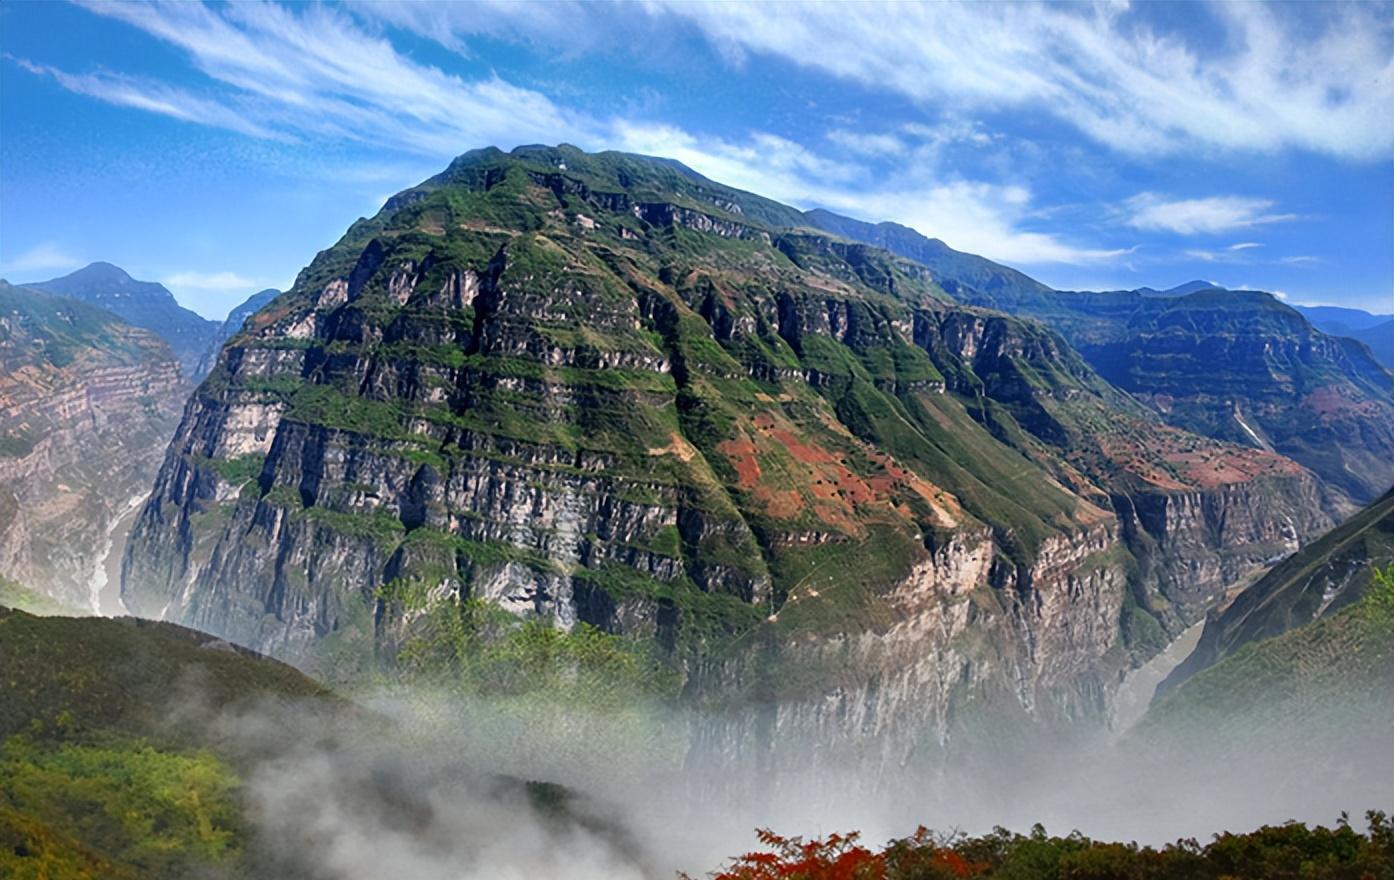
xmin=7 ymin=0 xmax=1390 ymax=282
xmin=1125 ymin=194 xmax=1297 ymax=235
xmin=643 ymin=1 xmax=1394 ymax=161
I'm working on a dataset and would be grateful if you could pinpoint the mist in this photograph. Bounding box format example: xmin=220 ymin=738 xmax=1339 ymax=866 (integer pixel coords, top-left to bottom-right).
xmin=178 ymin=672 xmax=1392 ymax=880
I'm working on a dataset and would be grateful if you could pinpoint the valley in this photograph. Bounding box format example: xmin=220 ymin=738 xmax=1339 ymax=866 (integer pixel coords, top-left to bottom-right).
xmin=1 ymin=150 xmax=1389 ymax=879
xmin=105 ymin=146 xmax=1356 ymax=785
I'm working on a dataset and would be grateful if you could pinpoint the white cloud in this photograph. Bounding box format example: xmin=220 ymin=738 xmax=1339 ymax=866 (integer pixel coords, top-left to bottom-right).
xmin=612 ymin=122 xmax=1125 ymax=265
xmin=825 ymin=130 xmax=908 ymax=158
xmin=163 ymin=270 xmax=263 ymax=293
xmin=1126 ymin=194 xmax=1296 ymax=235
xmin=13 ymin=58 xmax=286 ymax=141
xmin=54 ymin=0 xmax=596 ymax=157
xmin=637 ymin=1 xmax=1394 ymax=161
xmin=19 ymin=1 xmax=1131 ymax=271
xmin=1279 ymin=255 xmax=1322 ymax=267
xmin=1229 ymin=242 xmax=1263 ymax=251
xmin=1 ymin=242 xmax=83 ymax=276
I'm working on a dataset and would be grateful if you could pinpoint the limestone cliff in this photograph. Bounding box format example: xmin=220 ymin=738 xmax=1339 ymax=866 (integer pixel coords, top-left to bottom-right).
xmin=805 ymin=211 xmax=1394 ymax=511
xmin=122 ymin=146 xmax=1328 ymax=758
xmin=0 ymin=282 xmax=185 ymax=607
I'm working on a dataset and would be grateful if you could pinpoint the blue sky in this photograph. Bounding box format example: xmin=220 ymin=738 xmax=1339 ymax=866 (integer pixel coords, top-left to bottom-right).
xmin=1 ymin=1 xmax=1391 ymax=318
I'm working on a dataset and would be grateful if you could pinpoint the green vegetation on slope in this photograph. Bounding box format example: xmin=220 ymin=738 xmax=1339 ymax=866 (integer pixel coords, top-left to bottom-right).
xmin=1142 ymin=565 xmax=1394 ymax=744
xmin=1163 ymin=489 xmax=1394 ymax=693
xmin=0 ymin=605 xmax=337 ymax=880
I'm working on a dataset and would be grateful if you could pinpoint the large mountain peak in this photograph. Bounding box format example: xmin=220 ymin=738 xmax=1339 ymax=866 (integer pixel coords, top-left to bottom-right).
xmin=122 ymin=145 xmax=1330 ymax=774
xmin=40 ymin=260 xmax=167 ymax=298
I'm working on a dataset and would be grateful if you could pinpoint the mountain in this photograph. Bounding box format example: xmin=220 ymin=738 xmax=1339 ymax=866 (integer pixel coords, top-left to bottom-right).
xmin=0 ymin=281 xmax=185 ymax=607
xmin=1159 ymin=486 xmax=1394 ymax=694
xmin=193 ymin=287 xmax=281 ymax=377
xmin=1294 ymin=305 xmax=1393 ymax=371
xmin=1349 ymin=319 xmax=1394 ymax=370
xmin=121 ymin=145 xmax=1329 ymax=776
xmin=805 ymin=213 xmax=1394 ymax=509
xmin=1132 ymin=563 xmax=1393 ymax=820
xmin=29 ymin=262 xmax=219 ymax=380
xmin=1152 ymin=280 xmax=1221 ymax=296
xmin=803 ymin=208 xmax=1054 ymax=303
xmin=1293 ymin=304 xmax=1393 ymax=333
xmin=0 ymin=594 xmax=653 ymax=879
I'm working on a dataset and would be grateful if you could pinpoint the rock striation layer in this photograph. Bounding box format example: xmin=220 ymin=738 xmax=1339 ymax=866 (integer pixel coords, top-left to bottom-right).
xmin=123 ymin=146 xmax=1330 ymax=765
xmin=0 ymin=281 xmax=185 ymax=607
xmin=805 ymin=211 xmax=1394 ymax=512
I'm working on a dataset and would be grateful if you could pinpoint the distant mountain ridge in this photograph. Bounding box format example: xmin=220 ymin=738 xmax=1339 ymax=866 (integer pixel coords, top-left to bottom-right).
xmin=26 ymin=262 xmax=219 ymax=380
xmin=1292 ymin=306 xmax=1393 ymax=371
xmin=193 ymin=287 xmax=281 ymax=377
xmin=0 ymin=280 xmax=185 ymax=606
xmin=804 ymin=212 xmax=1394 ymax=509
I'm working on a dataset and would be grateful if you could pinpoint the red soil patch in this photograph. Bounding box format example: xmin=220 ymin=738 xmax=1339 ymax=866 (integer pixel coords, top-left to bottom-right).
xmin=716 ymin=437 xmax=761 ymax=490
xmin=1098 ymin=424 xmax=1304 ymax=490
xmin=1303 ymin=385 xmax=1381 ymax=421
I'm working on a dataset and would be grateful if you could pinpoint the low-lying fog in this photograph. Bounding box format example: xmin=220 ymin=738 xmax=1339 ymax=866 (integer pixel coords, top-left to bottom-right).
xmin=190 ymin=681 xmax=1392 ymax=879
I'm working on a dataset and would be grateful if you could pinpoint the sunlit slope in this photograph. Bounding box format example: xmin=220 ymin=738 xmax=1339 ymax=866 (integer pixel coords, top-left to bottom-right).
xmin=807 ymin=211 xmax=1394 ymax=509
xmin=0 ymin=604 xmax=335 ymax=879
xmin=123 ymin=145 xmax=1327 ymax=758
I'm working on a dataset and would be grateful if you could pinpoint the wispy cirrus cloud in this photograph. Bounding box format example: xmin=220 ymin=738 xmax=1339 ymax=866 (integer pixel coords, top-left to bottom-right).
xmin=163 ymin=270 xmax=263 ymax=292
xmin=1125 ymin=194 xmax=1296 ymax=236
xmin=12 ymin=58 xmax=286 ymax=141
xmin=641 ymin=1 xmax=1394 ymax=161
xmin=61 ymin=0 xmax=594 ymax=156
xmin=363 ymin=0 xmax=1394 ymax=161
xmin=612 ymin=123 xmax=1126 ymax=265
xmin=10 ymin=1 xmax=1129 ymax=269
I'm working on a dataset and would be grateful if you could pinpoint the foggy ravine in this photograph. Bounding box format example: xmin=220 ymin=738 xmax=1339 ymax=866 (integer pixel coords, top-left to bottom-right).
xmin=75 ymin=537 xmax=1394 ymax=878
xmin=185 ymin=677 xmax=1392 ymax=880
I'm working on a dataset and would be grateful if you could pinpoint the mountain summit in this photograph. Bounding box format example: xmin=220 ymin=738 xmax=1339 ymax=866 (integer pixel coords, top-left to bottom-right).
xmin=31 ymin=262 xmax=218 ymax=379
xmin=123 ymin=145 xmax=1331 ymax=775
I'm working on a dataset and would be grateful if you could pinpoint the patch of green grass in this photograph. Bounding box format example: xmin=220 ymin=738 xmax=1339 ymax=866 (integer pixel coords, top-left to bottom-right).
xmin=0 ymin=736 xmax=242 ymax=879
xmin=199 ymin=453 xmax=265 ymax=485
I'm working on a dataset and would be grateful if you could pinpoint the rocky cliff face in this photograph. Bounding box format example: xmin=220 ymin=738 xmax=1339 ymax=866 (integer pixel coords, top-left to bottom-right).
xmin=122 ymin=145 xmax=1329 ymax=760
xmin=806 ymin=212 xmax=1394 ymax=512
xmin=1160 ymin=486 xmax=1394 ymax=696
xmin=0 ymin=282 xmax=186 ymax=608
xmin=192 ymin=288 xmax=281 ymax=379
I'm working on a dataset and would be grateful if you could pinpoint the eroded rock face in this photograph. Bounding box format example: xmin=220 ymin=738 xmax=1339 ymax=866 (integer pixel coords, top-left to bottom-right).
xmin=0 ymin=283 xmax=185 ymax=607
xmin=804 ymin=212 xmax=1394 ymax=513
xmin=122 ymin=145 xmax=1329 ymax=754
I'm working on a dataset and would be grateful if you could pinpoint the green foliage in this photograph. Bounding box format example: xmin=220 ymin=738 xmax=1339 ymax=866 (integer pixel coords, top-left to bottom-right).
xmin=396 ymin=598 xmax=676 ymax=705
xmin=284 ymin=384 xmax=408 ymax=439
xmin=0 ymin=576 xmax=76 ymax=616
xmin=300 ymin=505 xmax=405 ymax=547
xmin=200 ymin=453 xmax=266 ymax=485
xmin=0 ymin=736 xmax=242 ymax=879
xmin=0 ymin=607 xmax=332 ymax=746
xmin=702 ymin=813 xmax=1394 ymax=879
